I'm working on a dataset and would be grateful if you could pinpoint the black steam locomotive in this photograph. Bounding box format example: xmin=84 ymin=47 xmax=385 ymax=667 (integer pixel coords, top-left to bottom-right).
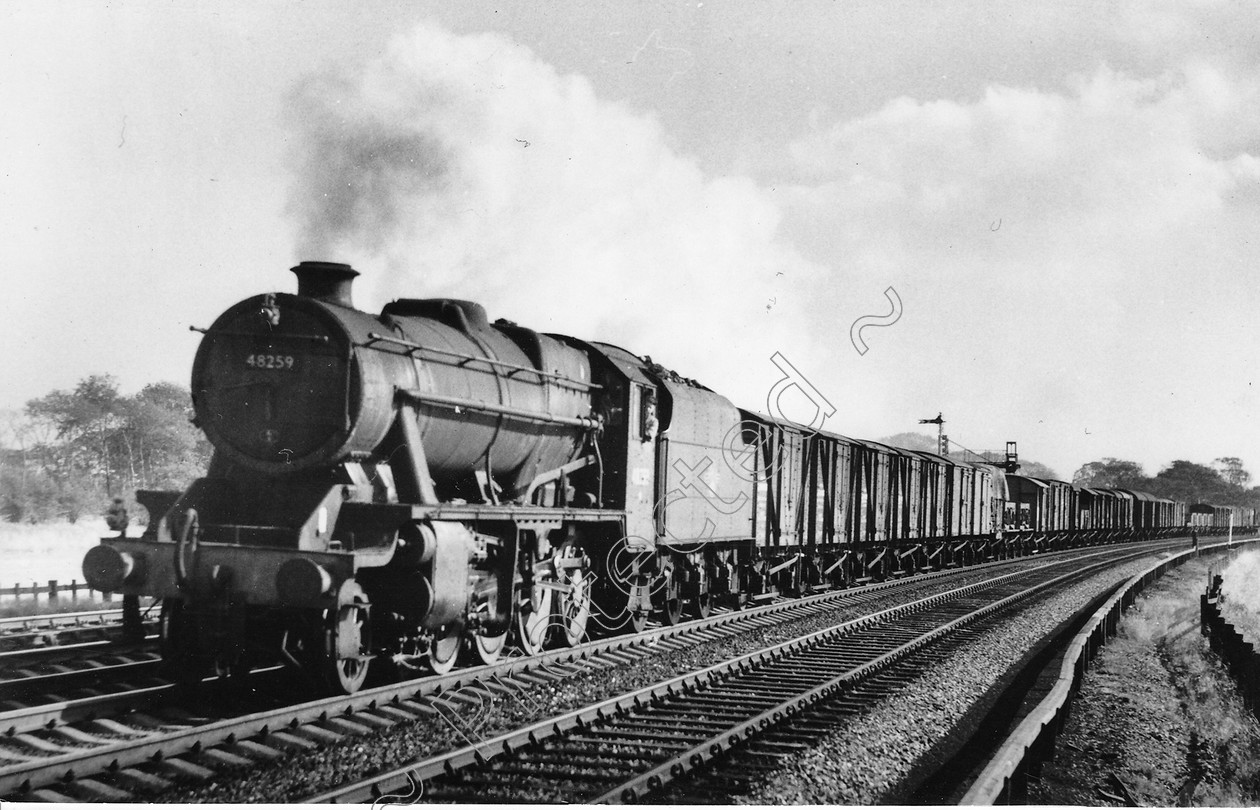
xmin=82 ymin=262 xmax=1249 ymax=693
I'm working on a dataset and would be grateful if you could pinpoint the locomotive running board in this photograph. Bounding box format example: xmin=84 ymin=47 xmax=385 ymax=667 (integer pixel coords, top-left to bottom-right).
xmin=403 ymin=504 xmax=626 ymax=523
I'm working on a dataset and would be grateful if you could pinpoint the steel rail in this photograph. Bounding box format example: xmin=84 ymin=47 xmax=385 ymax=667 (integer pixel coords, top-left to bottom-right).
xmin=960 ymin=537 xmax=1260 ymax=804
xmin=1 ymin=681 xmax=175 ymax=737
xmin=0 ymin=537 xmax=1209 ymax=800
xmin=0 ymin=569 xmax=922 ymax=797
xmin=0 ymin=636 xmax=158 ymax=670
xmin=0 ymin=606 xmax=158 ymax=653
xmin=594 ymin=553 xmax=1131 ymax=803
xmin=0 ymin=656 xmax=163 ymax=711
xmin=0 ymin=546 xmax=1115 ymax=800
xmin=0 ymin=607 xmax=126 ymax=631
xmin=303 ymin=545 xmax=1161 ymax=804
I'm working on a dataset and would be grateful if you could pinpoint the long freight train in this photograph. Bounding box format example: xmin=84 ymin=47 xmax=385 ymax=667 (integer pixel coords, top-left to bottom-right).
xmin=82 ymin=263 xmax=1256 ymax=692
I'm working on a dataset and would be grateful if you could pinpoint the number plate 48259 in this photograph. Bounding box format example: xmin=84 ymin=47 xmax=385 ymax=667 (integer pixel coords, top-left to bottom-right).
xmin=246 ymin=354 xmax=295 ymax=369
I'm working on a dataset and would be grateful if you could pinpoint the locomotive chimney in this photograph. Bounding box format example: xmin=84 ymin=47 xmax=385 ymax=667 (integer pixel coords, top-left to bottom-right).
xmin=291 ymin=261 xmax=359 ymax=308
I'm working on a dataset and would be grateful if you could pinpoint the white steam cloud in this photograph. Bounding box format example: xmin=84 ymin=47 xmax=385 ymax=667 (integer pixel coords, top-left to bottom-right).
xmin=286 ymin=22 xmax=824 ymax=408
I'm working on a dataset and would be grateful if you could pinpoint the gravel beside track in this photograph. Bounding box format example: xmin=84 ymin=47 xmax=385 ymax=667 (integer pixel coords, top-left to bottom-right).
xmin=152 ymin=560 xmax=1070 ymax=802
xmin=734 ymin=553 xmax=1175 ymax=805
xmin=1028 ymin=554 xmax=1260 ymax=806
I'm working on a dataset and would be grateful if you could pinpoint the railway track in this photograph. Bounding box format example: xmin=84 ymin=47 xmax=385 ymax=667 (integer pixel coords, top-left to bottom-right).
xmin=0 ymin=605 xmax=155 ymax=653
xmin=307 ymin=541 xmax=1183 ymax=804
xmin=0 ymin=538 xmax=1201 ymax=802
xmin=0 ymin=608 xmax=162 ymax=726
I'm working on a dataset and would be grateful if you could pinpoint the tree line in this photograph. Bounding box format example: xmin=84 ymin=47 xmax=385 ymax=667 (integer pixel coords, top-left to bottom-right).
xmin=0 ymin=375 xmax=212 ymax=523
xmin=1072 ymin=456 xmax=1260 ymax=510
xmin=883 ymin=432 xmax=1260 ymax=510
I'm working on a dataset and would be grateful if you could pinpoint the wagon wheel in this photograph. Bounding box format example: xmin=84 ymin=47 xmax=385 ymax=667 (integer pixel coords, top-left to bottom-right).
xmin=686 ymin=589 xmax=712 ymax=620
xmin=324 ymin=580 xmax=371 ymax=694
xmin=658 ymin=568 xmax=683 ymax=626
xmin=427 ymin=628 xmax=462 ymax=675
xmin=626 ymin=607 xmax=649 ymax=633
xmin=553 ymin=542 xmax=591 ymax=647
xmin=472 ymin=630 xmax=508 ymax=666
xmin=514 ymin=563 xmax=555 ymax=656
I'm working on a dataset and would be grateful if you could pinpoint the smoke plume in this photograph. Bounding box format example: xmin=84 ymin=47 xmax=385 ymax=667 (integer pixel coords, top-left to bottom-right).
xmin=286 ymin=22 xmax=823 ymax=408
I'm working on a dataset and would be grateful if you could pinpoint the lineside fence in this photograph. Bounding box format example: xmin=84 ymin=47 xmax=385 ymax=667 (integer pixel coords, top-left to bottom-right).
xmin=962 ymin=537 xmax=1260 ymax=804
xmin=1200 ymin=586 xmax=1260 ymax=716
xmin=0 ymin=579 xmax=121 ymax=605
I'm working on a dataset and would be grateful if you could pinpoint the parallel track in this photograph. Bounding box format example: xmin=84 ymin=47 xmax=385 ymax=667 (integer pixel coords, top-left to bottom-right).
xmin=0 ymin=538 xmax=1204 ymax=802
xmin=0 ymin=606 xmax=155 ymax=653
xmin=307 ymin=543 xmax=1162 ymax=803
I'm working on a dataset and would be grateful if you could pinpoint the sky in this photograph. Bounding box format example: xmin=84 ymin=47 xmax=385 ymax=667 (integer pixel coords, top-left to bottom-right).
xmin=2 ymin=1 xmax=1258 ymax=482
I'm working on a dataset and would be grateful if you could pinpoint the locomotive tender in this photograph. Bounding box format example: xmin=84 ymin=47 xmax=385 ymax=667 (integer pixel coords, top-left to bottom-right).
xmin=82 ymin=262 xmax=1250 ymax=693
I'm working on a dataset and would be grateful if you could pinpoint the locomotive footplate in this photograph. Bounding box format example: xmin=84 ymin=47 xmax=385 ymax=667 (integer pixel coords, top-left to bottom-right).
xmin=404 ymin=505 xmax=627 ymax=524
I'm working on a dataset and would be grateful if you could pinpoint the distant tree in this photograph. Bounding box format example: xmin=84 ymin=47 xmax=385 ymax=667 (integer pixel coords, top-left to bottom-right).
xmin=879 ymin=432 xmax=939 ymax=452
xmin=879 ymin=432 xmax=1058 ymax=478
xmin=0 ymin=465 xmax=60 ymax=523
xmin=1147 ymin=460 xmax=1231 ymax=505
xmin=1072 ymin=458 xmax=1147 ymax=489
xmin=26 ymin=374 xmax=124 ymax=495
xmin=119 ymin=383 xmax=210 ymax=490
xmin=1 ymin=376 xmax=210 ymax=523
xmin=1213 ymin=457 xmax=1251 ymax=488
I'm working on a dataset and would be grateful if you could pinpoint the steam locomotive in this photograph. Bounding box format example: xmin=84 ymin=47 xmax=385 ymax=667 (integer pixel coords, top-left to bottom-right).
xmin=82 ymin=262 xmax=1253 ymax=693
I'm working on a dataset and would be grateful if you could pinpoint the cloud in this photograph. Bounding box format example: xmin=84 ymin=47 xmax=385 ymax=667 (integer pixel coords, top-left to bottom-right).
xmin=285 ymin=22 xmax=821 ymax=406
xmin=786 ymin=64 xmax=1260 ymax=253
xmin=777 ymin=59 xmax=1260 ymax=473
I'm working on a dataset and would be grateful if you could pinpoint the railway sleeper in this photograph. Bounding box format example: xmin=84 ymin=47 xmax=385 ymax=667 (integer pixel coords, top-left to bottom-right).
xmin=610 ymin=720 xmax=727 ymax=736
xmin=511 ymin=750 xmax=654 ymax=768
xmin=110 ymin=767 xmax=175 ymax=795
xmin=484 ymin=760 xmax=629 ymax=781
xmin=190 ymin=747 xmax=253 ymax=770
xmin=674 ymin=696 xmax=779 ymax=713
xmin=638 ymin=706 xmax=749 ymax=721
xmin=60 ymin=777 xmax=133 ymax=803
xmin=151 ymin=757 xmax=216 ymax=782
xmin=319 ymin=716 xmax=377 ymax=737
xmin=540 ymin=741 xmax=676 ymax=761
xmin=702 ymin=685 xmax=800 ymax=699
xmin=224 ymin=739 xmax=284 ymax=761
xmin=567 ymin=730 xmax=697 ymax=748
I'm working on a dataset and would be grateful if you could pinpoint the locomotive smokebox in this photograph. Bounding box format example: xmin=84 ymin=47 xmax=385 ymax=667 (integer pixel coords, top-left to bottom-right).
xmin=292 ymin=261 xmax=359 ymax=308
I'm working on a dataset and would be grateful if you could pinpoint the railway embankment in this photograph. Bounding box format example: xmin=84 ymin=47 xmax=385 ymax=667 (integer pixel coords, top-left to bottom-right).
xmin=1027 ymin=550 xmax=1260 ymax=806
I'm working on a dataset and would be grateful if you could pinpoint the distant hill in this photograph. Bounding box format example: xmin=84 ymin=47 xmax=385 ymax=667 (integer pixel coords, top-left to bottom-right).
xmin=878 ymin=432 xmax=1060 ymax=481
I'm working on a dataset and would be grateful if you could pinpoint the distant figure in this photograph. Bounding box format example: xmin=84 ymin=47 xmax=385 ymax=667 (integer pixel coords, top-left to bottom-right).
xmin=105 ymin=497 xmax=129 ymax=537
xmin=1209 ymin=573 xmax=1225 ymax=602
xmin=1191 ymin=528 xmax=1199 ymax=549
